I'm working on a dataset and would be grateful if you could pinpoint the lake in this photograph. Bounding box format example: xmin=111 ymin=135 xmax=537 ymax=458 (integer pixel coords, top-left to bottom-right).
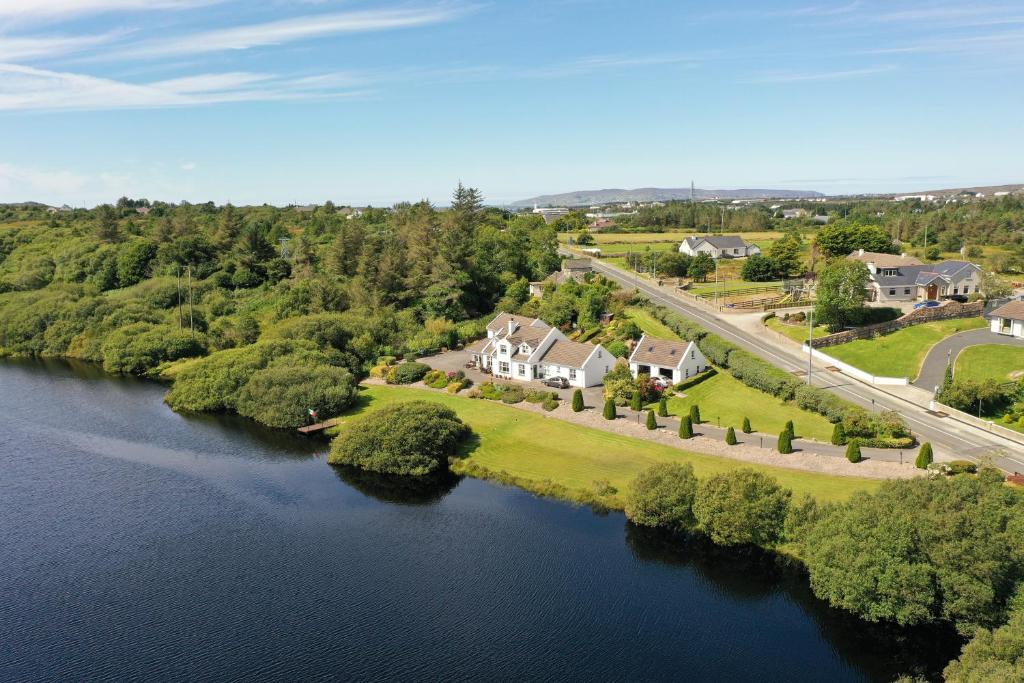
xmin=0 ymin=359 xmax=955 ymax=681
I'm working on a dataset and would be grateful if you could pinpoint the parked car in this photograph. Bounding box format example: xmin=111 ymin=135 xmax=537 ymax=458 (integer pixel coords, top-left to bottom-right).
xmin=944 ymin=294 xmax=969 ymax=303
xmin=914 ymin=300 xmax=942 ymax=309
xmin=542 ymin=377 xmax=570 ymax=389
xmin=651 ymin=377 xmax=672 ymax=390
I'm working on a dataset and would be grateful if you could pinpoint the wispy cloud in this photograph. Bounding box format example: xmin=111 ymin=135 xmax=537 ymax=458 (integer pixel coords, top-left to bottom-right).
xmin=516 ymin=54 xmax=701 ymax=79
xmin=0 ymin=161 xmax=88 ymax=196
xmin=112 ymin=4 xmax=475 ymax=59
xmin=0 ymin=0 xmax=219 ymax=20
xmin=749 ymin=65 xmax=896 ymax=83
xmin=0 ymin=62 xmax=368 ymax=111
xmin=180 ymin=162 xmax=197 ymax=171
xmin=0 ymin=30 xmax=123 ymax=61
xmin=862 ymin=29 xmax=1024 ymax=56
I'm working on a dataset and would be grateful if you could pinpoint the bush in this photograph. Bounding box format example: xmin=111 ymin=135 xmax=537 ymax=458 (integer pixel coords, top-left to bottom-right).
xmin=542 ymin=397 xmax=559 ymax=412
xmin=624 ymin=463 xmax=699 ymax=532
xmin=657 ymin=396 xmax=669 ymax=417
xmin=101 ymin=322 xmax=206 ymax=375
xmin=693 ymin=469 xmax=791 ymax=547
xmin=525 ymin=389 xmax=556 ymax=403
xmin=606 ymin=339 xmax=629 ymax=358
xmin=423 ymin=369 xmax=449 ymax=389
xmin=679 ymin=415 xmax=693 ymax=439
xmin=646 ymin=410 xmax=657 ymax=430
xmin=603 ymin=398 xmax=616 ymax=420
xmin=689 ymin=404 xmax=701 ymax=424
xmin=236 ymin=363 xmax=358 ymax=428
xmin=845 ymin=439 xmax=862 ymax=463
xmin=778 ymin=430 xmax=793 ymax=454
xmin=725 ymin=427 xmax=737 ymax=445
xmin=572 ymin=389 xmax=584 ymax=412
xmin=784 ymin=420 xmax=794 ymax=436
xmin=500 ymin=385 xmax=526 ymax=404
xmin=831 ymin=422 xmax=847 ymax=446
xmin=742 ymin=416 xmax=751 ymax=434
xmin=389 ymin=361 xmax=431 ymax=385
xmin=328 ymin=401 xmax=469 ymax=475
xmin=697 ymin=333 xmax=738 ymax=366
xmin=947 ymin=460 xmax=978 ymax=475
xmin=916 ymin=443 xmax=933 ymax=469
xmin=630 ymin=391 xmax=642 ymax=412
xmin=726 ymin=348 xmax=800 ymax=400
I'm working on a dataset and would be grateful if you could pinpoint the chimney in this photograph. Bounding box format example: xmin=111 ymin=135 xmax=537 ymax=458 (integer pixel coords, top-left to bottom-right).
xmin=900 ymin=252 xmax=906 ymax=258
xmin=866 ymin=261 xmax=876 ymax=274
xmin=508 ymin=320 xmax=517 ymax=335
xmin=858 ymin=248 xmax=865 ymax=257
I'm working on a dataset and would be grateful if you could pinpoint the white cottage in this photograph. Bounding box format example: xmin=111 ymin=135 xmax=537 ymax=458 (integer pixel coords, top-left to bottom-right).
xmin=466 ymin=313 xmax=613 ymax=387
xmin=989 ymin=301 xmax=1024 ymax=339
xmin=679 ymin=235 xmax=760 ymax=259
xmin=628 ymin=334 xmax=709 ymax=384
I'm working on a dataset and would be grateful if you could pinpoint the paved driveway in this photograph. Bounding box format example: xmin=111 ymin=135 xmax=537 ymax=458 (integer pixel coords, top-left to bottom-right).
xmin=914 ymin=328 xmax=1024 ymax=392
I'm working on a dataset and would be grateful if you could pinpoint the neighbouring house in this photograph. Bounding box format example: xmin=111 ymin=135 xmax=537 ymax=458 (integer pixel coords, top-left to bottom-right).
xmin=532 ymin=205 xmax=570 ymax=224
xmin=847 ymin=250 xmax=982 ymax=302
xmin=529 ymin=258 xmax=593 ymax=297
xmin=588 ymin=218 xmax=614 ymax=231
xmin=988 ymin=300 xmax=1024 ymax=338
xmin=135 ymin=206 xmax=151 ymax=216
xmin=782 ymin=208 xmax=807 ymax=219
xmin=466 ymin=313 xmax=613 ymax=387
xmin=628 ymin=334 xmax=709 ymax=384
xmin=679 ymin=235 xmax=761 ymax=259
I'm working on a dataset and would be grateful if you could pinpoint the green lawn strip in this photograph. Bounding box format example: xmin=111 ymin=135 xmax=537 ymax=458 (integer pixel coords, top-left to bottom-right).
xmin=660 ymin=372 xmax=835 ymax=442
xmin=623 ymin=307 xmax=680 ymax=339
xmin=954 ymin=345 xmax=1024 ymax=384
xmin=346 ymin=385 xmax=880 ymax=505
xmin=765 ymin=316 xmax=828 ymax=345
xmin=825 ymin=318 xmax=988 ymax=380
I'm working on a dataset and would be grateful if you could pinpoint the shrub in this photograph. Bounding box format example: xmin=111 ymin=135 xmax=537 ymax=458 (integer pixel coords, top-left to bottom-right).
xmin=726 ymin=348 xmax=800 ymax=400
xmin=725 ymin=426 xmax=737 ymax=445
xmin=777 ymin=430 xmax=793 ymax=454
xmin=624 ymin=463 xmax=698 ymax=532
xmin=693 ymin=469 xmax=791 ymax=547
xmin=423 ymin=369 xmax=449 ymax=389
xmin=657 ymin=396 xmax=668 ymax=417
xmin=947 ymin=460 xmax=978 ymax=475
xmin=697 ymin=333 xmax=738 ymax=366
xmin=646 ymin=410 xmax=657 ymax=430
xmin=389 ymin=361 xmax=431 ymax=385
xmin=845 ymin=439 xmax=862 ymax=463
xmin=500 ymin=385 xmax=525 ymax=404
xmin=915 ymin=443 xmax=934 ymax=470
xmin=603 ymin=398 xmax=616 ymax=420
xmin=689 ymin=404 xmax=701 ymax=424
xmin=328 ymin=401 xmax=469 ymax=475
xmin=784 ymin=420 xmax=794 ymax=436
xmin=236 ymin=364 xmax=358 ymax=429
xmin=831 ymin=422 xmax=847 ymax=446
xmin=542 ymin=397 xmax=559 ymax=412
xmin=742 ymin=417 xmax=752 ymax=434
xmin=572 ymin=389 xmax=584 ymax=412
xmin=630 ymin=391 xmax=642 ymax=412
xmin=606 ymin=340 xmax=629 ymax=358
xmin=101 ymin=322 xmax=206 ymax=375
xmin=525 ymin=389 xmax=555 ymax=403
xmin=679 ymin=415 xmax=693 ymax=439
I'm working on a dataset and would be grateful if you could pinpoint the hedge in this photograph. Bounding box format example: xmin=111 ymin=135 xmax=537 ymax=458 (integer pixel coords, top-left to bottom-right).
xmin=727 ymin=348 xmax=801 ymax=400
xmin=697 ymin=333 xmax=738 ymax=366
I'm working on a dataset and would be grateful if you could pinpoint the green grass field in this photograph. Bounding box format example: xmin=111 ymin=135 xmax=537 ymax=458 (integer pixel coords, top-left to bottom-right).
xmin=661 ymin=372 xmax=835 ymax=442
xmin=826 ymin=318 xmax=988 ymax=380
xmin=954 ymin=345 xmax=1024 ymax=384
xmin=558 ymin=230 xmax=792 ymax=245
xmin=765 ymin=316 xmax=829 ymax=345
xmin=623 ymin=307 xmax=679 ymax=339
xmin=342 ymin=385 xmax=881 ymax=505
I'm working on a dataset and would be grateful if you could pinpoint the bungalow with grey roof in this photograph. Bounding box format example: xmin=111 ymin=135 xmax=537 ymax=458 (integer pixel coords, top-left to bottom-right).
xmin=679 ymin=235 xmax=761 ymax=259
xmin=628 ymin=334 xmax=709 ymax=384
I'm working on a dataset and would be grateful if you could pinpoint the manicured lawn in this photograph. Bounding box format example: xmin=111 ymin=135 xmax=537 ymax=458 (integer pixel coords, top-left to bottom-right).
xmin=623 ymin=307 xmax=679 ymax=339
xmin=826 ymin=318 xmax=988 ymax=380
xmin=954 ymin=345 xmax=1024 ymax=384
xmin=344 ymin=385 xmax=881 ymax=504
xmin=765 ymin=316 xmax=829 ymax=345
xmin=661 ymin=372 xmax=836 ymax=442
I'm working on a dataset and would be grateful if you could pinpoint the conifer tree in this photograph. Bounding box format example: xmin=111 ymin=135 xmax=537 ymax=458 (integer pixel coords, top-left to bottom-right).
xmin=777 ymin=430 xmax=793 ymax=454
xmin=742 ymin=417 xmax=752 ymax=434
xmin=630 ymin=391 xmax=642 ymax=412
xmin=689 ymin=404 xmax=701 ymax=424
xmin=646 ymin=410 xmax=657 ymax=430
xmin=572 ymin=389 xmax=584 ymax=412
xmin=657 ymin=396 xmax=669 ymax=417
xmin=831 ymin=422 xmax=846 ymax=446
xmin=846 ymin=439 xmax=862 ymax=463
xmin=603 ymin=398 xmax=617 ymax=421
xmin=915 ymin=442 xmax=934 ymax=469
xmin=679 ymin=415 xmax=693 ymax=439
xmin=725 ymin=427 xmax=737 ymax=445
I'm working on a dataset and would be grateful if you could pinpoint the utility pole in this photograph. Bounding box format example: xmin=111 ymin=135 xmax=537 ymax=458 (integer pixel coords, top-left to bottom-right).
xmin=176 ymin=266 xmax=183 ymax=330
xmin=187 ymin=265 xmax=194 ymax=337
xmin=807 ymin=309 xmax=814 ymax=385
xmin=714 ymin=258 xmax=719 ymax=308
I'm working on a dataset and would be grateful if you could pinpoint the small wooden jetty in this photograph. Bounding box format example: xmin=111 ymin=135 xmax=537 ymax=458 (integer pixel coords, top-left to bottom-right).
xmin=297 ymin=418 xmax=342 ymax=435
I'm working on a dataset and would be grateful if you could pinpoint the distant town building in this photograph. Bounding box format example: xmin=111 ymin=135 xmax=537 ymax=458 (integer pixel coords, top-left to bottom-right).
xmin=532 ymin=205 xmax=570 ymax=223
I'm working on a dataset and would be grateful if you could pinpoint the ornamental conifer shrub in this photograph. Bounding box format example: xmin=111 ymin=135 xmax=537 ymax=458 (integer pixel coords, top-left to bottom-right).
xmin=831 ymin=422 xmax=847 ymax=446
xmin=603 ymin=398 xmax=617 ymax=420
xmin=784 ymin=420 xmax=794 ymax=437
xmin=679 ymin=415 xmax=693 ymax=439
xmin=777 ymin=430 xmax=793 ymax=454
xmin=630 ymin=391 xmax=642 ymax=412
xmin=572 ymin=389 xmax=584 ymax=412
xmin=742 ymin=417 xmax=752 ymax=434
xmin=658 ymin=396 xmax=669 ymax=417
xmin=725 ymin=426 xmax=737 ymax=445
xmin=915 ymin=442 xmax=934 ymax=469
xmin=689 ymin=404 xmax=701 ymax=424
xmin=646 ymin=410 xmax=657 ymax=430
xmin=846 ymin=439 xmax=862 ymax=463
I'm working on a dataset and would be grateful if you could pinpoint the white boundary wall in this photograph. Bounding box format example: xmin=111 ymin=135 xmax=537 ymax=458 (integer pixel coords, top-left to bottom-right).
xmin=929 ymin=400 xmax=1024 ymax=449
xmin=801 ymin=345 xmax=910 ymax=386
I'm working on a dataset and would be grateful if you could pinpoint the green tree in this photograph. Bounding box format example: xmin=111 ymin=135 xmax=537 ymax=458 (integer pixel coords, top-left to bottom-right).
xmin=693 ymin=469 xmax=792 ymax=546
xmin=725 ymin=426 xmax=737 ymax=445
xmin=689 ymin=404 xmax=701 ymax=424
xmin=688 ymin=252 xmax=715 ymax=282
xmin=94 ymin=204 xmax=120 ymax=242
xmin=943 ymin=589 xmax=1024 ymax=682
xmin=845 ymin=439 xmax=862 ymax=463
xmin=815 ymin=224 xmax=898 ymax=258
xmin=777 ymin=430 xmax=793 ymax=454
xmin=630 ymin=391 xmax=642 ymax=412
xmin=814 ymin=258 xmax=870 ymax=332
xmin=831 ymin=422 xmax=846 ymax=446
xmin=679 ymin=415 xmax=693 ymax=439
xmin=646 ymin=409 xmax=657 ymax=430
xmin=742 ymin=416 xmax=752 ymax=434
xmin=741 ymin=254 xmax=776 ymax=282
xmin=657 ymin=396 xmax=669 ymax=417
xmin=603 ymin=398 xmax=617 ymax=420
xmin=767 ymin=235 xmax=802 ymax=277
xmin=624 ymin=463 xmax=699 ymax=532
xmin=915 ymin=443 xmax=934 ymax=469
xmin=572 ymin=389 xmax=584 ymax=412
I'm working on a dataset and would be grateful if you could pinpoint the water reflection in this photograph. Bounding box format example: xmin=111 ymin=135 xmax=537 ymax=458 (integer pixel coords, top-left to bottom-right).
xmin=331 ymin=465 xmax=461 ymax=505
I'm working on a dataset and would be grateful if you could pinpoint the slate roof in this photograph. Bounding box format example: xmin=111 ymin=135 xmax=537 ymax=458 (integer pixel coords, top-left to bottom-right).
xmin=466 ymin=337 xmax=491 ymax=353
xmin=684 ymin=235 xmax=750 ymax=251
xmin=562 ymin=258 xmax=592 ymax=271
xmin=486 ymin=313 xmax=550 ymax=335
xmin=628 ymin=334 xmax=695 ymax=368
xmin=990 ymin=300 xmax=1024 ymax=321
xmin=847 ymin=251 xmax=922 ymax=267
xmin=537 ymin=339 xmax=597 ymax=367
xmin=869 ymin=260 xmax=979 ymax=288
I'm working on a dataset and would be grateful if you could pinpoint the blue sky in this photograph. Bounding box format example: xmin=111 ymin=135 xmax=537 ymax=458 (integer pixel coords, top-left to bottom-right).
xmin=1 ymin=0 xmax=1022 ymax=206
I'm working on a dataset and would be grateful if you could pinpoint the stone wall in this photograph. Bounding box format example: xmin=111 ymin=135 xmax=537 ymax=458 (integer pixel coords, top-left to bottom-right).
xmin=810 ymin=301 xmax=985 ymax=349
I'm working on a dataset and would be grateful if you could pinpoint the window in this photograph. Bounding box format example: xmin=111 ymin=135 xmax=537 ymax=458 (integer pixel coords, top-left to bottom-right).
xmin=517 ymin=364 xmax=525 ymax=376
xmin=685 ymin=368 xmax=690 ymax=378
xmin=569 ymin=369 xmax=577 ymax=380
xmin=691 ymin=350 xmax=695 ymax=359
xmin=904 ymin=288 xmax=911 ymax=295
xmin=597 ymin=350 xmax=602 ymax=358
xmin=499 ymin=362 xmax=509 ymax=374
xmin=733 ymin=248 xmax=739 ymax=254
xmin=500 ymin=345 xmax=508 ymax=354
xmin=889 ymin=288 xmax=896 ymax=296
xmin=953 ymin=287 xmax=959 ymax=294
xmin=975 ymin=285 xmax=980 ymax=293
xmin=1001 ymin=318 xmax=1012 ymax=333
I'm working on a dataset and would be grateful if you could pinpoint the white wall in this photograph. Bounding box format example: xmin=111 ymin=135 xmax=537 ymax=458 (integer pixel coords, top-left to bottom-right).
xmin=802 ymin=345 xmax=909 ymax=385
xmin=991 ymin=317 xmax=1024 ymax=338
xmin=579 ymin=344 xmax=613 ymax=387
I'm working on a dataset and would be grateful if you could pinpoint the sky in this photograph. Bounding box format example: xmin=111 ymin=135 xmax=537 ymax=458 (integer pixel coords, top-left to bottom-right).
xmin=0 ymin=0 xmax=1022 ymax=207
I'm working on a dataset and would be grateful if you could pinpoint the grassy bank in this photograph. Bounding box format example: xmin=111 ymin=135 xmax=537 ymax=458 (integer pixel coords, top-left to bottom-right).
xmin=825 ymin=317 xmax=988 ymax=379
xmin=955 ymin=345 xmax=1024 ymax=384
xmin=339 ymin=385 xmax=883 ymax=507
xmin=764 ymin=315 xmax=827 ymax=345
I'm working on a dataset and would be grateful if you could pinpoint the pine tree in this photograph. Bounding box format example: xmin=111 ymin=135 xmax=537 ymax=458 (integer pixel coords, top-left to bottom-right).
xmin=725 ymin=427 xmax=737 ymax=445
xmin=572 ymin=389 xmax=584 ymax=413
xmin=603 ymin=398 xmax=617 ymax=421
xmin=679 ymin=415 xmax=693 ymax=439
xmin=742 ymin=417 xmax=752 ymax=434
xmin=657 ymin=396 xmax=668 ymax=417
xmin=689 ymin=404 xmax=701 ymax=424
xmin=846 ymin=439 xmax=862 ymax=463
xmin=777 ymin=430 xmax=793 ymax=454
xmin=784 ymin=420 xmax=794 ymax=437
xmin=831 ymin=422 xmax=846 ymax=446
xmin=646 ymin=410 xmax=657 ymax=430
xmin=915 ymin=442 xmax=934 ymax=469
xmin=630 ymin=391 xmax=642 ymax=412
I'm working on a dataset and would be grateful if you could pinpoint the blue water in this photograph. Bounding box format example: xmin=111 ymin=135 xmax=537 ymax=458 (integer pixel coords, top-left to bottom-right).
xmin=0 ymin=359 xmax=953 ymax=681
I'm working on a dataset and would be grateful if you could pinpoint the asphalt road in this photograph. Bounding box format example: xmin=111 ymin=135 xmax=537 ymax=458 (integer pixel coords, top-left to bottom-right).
xmin=914 ymin=328 xmax=1024 ymax=392
xmin=569 ymin=251 xmax=1024 ymax=472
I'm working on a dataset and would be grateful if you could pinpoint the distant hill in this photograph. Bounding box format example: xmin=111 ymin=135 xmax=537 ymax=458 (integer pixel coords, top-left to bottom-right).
xmin=510 ymin=187 xmax=824 ymax=207
xmin=918 ymin=183 xmax=1024 ymax=197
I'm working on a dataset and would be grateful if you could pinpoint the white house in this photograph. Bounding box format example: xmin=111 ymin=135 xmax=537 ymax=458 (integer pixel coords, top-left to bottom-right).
xmin=679 ymin=235 xmax=761 ymax=259
xmin=628 ymin=334 xmax=709 ymax=384
xmin=466 ymin=313 xmax=613 ymax=387
xmin=528 ymin=258 xmax=593 ymax=297
xmin=847 ymin=250 xmax=982 ymax=302
xmin=989 ymin=301 xmax=1024 ymax=338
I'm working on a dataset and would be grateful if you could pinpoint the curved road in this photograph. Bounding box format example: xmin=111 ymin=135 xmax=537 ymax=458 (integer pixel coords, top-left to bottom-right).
xmin=914 ymin=329 xmax=1024 ymax=393
xmin=567 ymin=250 xmax=1024 ymax=472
